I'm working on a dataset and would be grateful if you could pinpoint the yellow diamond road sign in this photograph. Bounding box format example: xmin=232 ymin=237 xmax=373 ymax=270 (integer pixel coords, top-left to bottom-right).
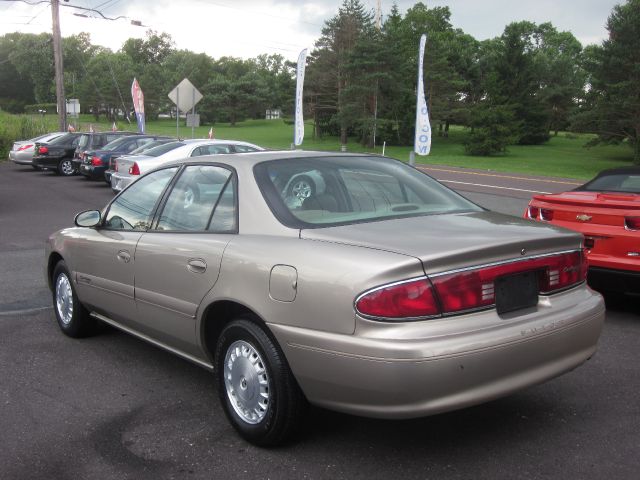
xmin=168 ymin=78 xmax=203 ymax=113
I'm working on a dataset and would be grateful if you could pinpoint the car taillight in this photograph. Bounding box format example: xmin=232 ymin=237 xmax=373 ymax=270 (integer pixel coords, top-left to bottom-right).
xmin=18 ymin=144 xmax=33 ymax=151
xmin=91 ymin=156 xmax=102 ymax=166
xmin=625 ymin=217 xmax=640 ymax=231
xmin=38 ymin=146 xmax=48 ymax=154
xmin=540 ymin=209 xmax=554 ymax=221
xmin=129 ymin=163 xmax=140 ymax=175
xmin=356 ymin=251 xmax=587 ymax=320
xmin=527 ymin=206 xmax=539 ymax=219
xmin=356 ymin=278 xmax=440 ymax=319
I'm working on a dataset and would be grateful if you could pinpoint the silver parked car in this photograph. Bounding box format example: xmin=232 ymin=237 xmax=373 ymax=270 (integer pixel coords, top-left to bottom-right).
xmin=110 ymin=139 xmax=263 ymax=193
xmin=45 ymin=152 xmax=605 ymax=446
xmin=9 ymin=132 xmax=66 ymax=167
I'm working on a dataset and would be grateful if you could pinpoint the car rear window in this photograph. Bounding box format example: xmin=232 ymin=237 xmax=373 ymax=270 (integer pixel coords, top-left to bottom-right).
xmin=49 ymin=133 xmax=77 ymax=145
xmin=255 ymin=155 xmax=482 ymax=228
xmin=143 ymin=141 xmax=186 ymax=157
xmin=579 ymin=173 xmax=640 ymax=193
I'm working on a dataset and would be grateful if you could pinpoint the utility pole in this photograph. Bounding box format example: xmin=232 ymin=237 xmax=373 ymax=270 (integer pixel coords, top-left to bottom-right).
xmin=51 ymin=0 xmax=66 ymax=132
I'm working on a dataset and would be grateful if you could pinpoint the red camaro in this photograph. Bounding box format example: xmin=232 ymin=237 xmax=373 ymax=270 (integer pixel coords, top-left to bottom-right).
xmin=524 ymin=167 xmax=640 ymax=296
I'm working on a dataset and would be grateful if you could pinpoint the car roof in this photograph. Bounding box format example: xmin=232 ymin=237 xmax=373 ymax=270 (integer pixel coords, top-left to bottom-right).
xmin=160 ymin=150 xmax=374 ymax=169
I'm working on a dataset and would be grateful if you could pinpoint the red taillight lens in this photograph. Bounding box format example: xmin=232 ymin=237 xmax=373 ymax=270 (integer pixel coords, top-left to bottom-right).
xmin=540 ymin=209 xmax=554 ymax=221
xmin=129 ymin=163 xmax=140 ymax=175
xmin=356 ymin=251 xmax=587 ymax=320
xmin=91 ymin=156 xmax=102 ymax=166
xmin=625 ymin=217 xmax=640 ymax=230
xmin=18 ymin=144 xmax=33 ymax=151
xmin=527 ymin=206 xmax=539 ymax=219
xmin=433 ymin=251 xmax=587 ymax=314
xmin=38 ymin=146 xmax=48 ymax=154
xmin=356 ymin=278 xmax=440 ymax=319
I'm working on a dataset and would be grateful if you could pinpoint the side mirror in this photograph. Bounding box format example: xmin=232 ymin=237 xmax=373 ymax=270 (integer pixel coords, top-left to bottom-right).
xmin=74 ymin=210 xmax=101 ymax=228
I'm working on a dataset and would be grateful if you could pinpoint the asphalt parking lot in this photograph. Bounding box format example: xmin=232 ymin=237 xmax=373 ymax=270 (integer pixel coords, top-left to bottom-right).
xmin=1 ymin=161 xmax=639 ymax=479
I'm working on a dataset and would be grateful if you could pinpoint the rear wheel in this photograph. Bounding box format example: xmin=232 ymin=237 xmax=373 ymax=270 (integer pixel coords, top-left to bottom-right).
xmin=215 ymin=317 xmax=305 ymax=446
xmin=57 ymin=158 xmax=75 ymax=176
xmin=52 ymin=261 xmax=96 ymax=337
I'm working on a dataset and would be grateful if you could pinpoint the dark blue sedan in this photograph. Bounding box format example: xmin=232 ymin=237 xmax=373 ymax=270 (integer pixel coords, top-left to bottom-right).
xmin=78 ymin=135 xmax=172 ymax=181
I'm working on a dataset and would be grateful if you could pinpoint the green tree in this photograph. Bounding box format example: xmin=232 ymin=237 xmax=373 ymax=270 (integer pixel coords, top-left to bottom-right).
xmin=10 ymin=33 xmax=55 ymax=104
xmin=572 ymin=0 xmax=640 ymax=163
xmin=306 ymin=0 xmax=373 ymax=145
xmin=0 ymin=33 xmax=36 ymax=112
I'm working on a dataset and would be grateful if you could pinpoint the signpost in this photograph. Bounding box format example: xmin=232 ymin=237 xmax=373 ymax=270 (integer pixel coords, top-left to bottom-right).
xmin=168 ymin=78 xmax=203 ymax=138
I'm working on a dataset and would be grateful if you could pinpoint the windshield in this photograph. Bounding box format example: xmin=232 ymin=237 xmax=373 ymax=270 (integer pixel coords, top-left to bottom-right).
xmin=142 ymin=141 xmax=185 ymax=157
xmin=255 ymin=155 xmax=482 ymax=228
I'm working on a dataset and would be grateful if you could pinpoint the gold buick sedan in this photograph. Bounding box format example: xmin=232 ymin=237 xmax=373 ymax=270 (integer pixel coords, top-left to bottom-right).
xmin=45 ymin=151 xmax=605 ymax=446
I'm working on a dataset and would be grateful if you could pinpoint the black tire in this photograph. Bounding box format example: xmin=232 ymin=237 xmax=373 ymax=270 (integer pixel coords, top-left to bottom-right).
xmin=287 ymin=175 xmax=316 ymax=201
xmin=57 ymin=158 xmax=76 ymax=176
xmin=52 ymin=261 xmax=96 ymax=337
xmin=215 ymin=317 xmax=305 ymax=446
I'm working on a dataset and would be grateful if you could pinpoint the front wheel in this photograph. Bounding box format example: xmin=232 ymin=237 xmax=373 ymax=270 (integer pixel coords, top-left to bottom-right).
xmin=57 ymin=158 xmax=76 ymax=176
xmin=215 ymin=317 xmax=305 ymax=446
xmin=52 ymin=261 xmax=96 ymax=337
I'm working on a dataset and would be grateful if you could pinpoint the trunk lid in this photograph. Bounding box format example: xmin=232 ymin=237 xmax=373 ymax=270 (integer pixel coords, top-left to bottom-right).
xmin=300 ymin=211 xmax=582 ymax=274
xmin=532 ymin=191 xmax=640 ymax=228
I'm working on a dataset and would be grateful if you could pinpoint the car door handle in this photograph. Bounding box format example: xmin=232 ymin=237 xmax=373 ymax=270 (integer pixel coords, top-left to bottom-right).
xmin=117 ymin=250 xmax=131 ymax=263
xmin=187 ymin=258 xmax=207 ymax=274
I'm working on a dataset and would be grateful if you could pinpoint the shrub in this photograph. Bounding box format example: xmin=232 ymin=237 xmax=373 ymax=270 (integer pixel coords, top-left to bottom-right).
xmin=0 ymin=111 xmax=57 ymax=160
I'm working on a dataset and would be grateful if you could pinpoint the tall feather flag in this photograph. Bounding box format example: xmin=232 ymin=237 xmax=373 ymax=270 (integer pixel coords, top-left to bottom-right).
xmin=208 ymin=127 xmax=214 ymax=139
xmin=131 ymin=77 xmax=146 ymax=134
xmin=294 ymin=48 xmax=308 ymax=146
xmin=414 ymin=34 xmax=431 ymax=156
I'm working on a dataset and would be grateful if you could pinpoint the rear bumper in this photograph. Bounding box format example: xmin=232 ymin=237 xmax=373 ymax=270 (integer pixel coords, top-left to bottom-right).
xmin=110 ymin=172 xmax=134 ymax=192
xmin=32 ymin=156 xmax=61 ymax=169
xmin=79 ymin=163 xmax=107 ymax=180
xmin=10 ymin=152 xmax=33 ymax=164
xmin=270 ymin=286 xmax=605 ymax=419
xmin=588 ymin=266 xmax=640 ymax=296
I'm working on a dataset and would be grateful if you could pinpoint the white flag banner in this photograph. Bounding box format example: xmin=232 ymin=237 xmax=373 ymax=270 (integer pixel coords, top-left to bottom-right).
xmin=414 ymin=34 xmax=431 ymax=156
xmin=294 ymin=48 xmax=308 ymax=146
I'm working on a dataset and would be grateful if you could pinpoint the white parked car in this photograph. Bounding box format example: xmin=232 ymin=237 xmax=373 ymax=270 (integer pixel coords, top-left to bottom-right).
xmin=110 ymin=139 xmax=263 ymax=192
xmin=9 ymin=132 xmax=66 ymax=167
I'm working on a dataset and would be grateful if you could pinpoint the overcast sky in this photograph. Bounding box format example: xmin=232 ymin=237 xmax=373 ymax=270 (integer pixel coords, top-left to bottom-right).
xmin=0 ymin=0 xmax=622 ymax=60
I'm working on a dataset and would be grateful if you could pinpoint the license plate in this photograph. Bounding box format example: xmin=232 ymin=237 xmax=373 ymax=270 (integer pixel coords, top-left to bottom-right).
xmin=495 ymin=270 xmax=539 ymax=314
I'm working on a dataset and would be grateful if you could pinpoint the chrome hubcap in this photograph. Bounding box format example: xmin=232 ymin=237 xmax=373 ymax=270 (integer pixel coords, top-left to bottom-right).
xmin=291 ymin=180 xmax=312 ymax=200
xmin=224 ymin=340 xmax=270 ymax=424
xmin=55 ymin=273 xmax=74 ymax=325
xmin=61 ymin=160 xmax=74 ymax=175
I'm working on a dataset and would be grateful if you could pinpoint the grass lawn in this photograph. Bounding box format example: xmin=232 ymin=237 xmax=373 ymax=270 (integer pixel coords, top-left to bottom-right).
xmin=10 ymin=114 xmax=637 ymax=181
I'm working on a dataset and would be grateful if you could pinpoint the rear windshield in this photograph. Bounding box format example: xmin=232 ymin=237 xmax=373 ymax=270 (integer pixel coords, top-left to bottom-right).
xmin=76 ymin=134 xmax=91 ymax=149
xmin=129 ymin=139 xmax=173 ymax=155
xmin=577 ymin=173 xmax=640 ymax=193
xmin=49 ymin=133 xmax=77 ymax=145
xmin=142 ymin=141 xmax=185 ymax=157
xmin=254 ymin=155 xmax=482 ymax=228
xmin=102 ymin=137 xmax=131 ymax=151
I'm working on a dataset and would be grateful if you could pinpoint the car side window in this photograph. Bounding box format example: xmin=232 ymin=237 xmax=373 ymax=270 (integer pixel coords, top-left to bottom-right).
xmin=104 ymin=167 xmax=178 ymax=231
xmin=156 ymin=165 xmax=236 ymax=232
xmin=233 ymin=144 xmax=258 ymax=153
xmin=190 ymin=147 xmax=204 ymax=157
xmin=208 ymin=144 xmax=231 ymax=154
